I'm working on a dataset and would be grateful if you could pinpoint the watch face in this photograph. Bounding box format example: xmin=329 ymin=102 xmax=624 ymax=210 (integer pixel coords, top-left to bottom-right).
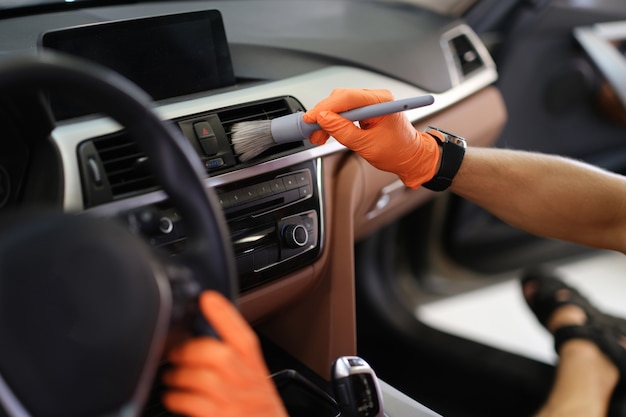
xmin=425 ymin=126 xmax=467 ymax=148
xmin=422 ymin=125 xmax=467 ymax=192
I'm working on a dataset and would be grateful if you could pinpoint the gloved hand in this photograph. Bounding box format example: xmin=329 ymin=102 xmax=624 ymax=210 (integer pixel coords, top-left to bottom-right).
xmin=162 ymin=290 xmax=288 ymax=417
xmin=303 ymin=88 xmax=441 ymax=189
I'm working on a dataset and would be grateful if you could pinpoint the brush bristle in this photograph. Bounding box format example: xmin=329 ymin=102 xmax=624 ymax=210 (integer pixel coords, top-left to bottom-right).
xmin=230 ymin=120 xmax=276 ymax=162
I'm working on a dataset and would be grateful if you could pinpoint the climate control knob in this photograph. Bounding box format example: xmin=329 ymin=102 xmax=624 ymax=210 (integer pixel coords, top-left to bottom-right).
xmin=282 ymin=224 xmax=308 ymax=248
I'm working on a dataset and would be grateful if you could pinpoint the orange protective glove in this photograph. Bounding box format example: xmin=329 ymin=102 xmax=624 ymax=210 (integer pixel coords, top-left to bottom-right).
xmin=162 ymin=291 xmax=288 ymax=417
xmin=303 ymin=88 xmax=441 ymax=189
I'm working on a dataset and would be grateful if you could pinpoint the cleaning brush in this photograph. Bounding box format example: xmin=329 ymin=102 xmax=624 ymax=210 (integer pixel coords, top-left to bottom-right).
xmin=230 ymin=94 xmax=435 ymax=162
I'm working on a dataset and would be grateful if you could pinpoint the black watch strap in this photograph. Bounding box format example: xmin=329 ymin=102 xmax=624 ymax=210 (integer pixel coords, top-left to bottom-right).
xmin=421 ymin=127 xmax=466 ymax=192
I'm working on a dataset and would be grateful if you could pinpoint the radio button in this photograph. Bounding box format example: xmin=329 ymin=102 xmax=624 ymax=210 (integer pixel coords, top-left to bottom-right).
xmin=295 ymin=171 xmax=310 ymax=185
xmin=217 ymin=193 xmax=233 ymax=208
xmin=299 ymin=186 xmax=311 ymax=199
xmin=302 ymin=216 xmax=315 ymax=232
xmin=198 ymin=138 xmax=218 ymax=156
xmin=256 ymin=181 xmax=273 ymax=197
xmin=256 ymin=246 xmax=278 ymax=269
xmin=230 ymin=189 xmax=251 ymax=205
xmin=204 ymin=158 xmax=224 ymax=169
xmin=269 ymin=178 xmax=285 ymax=193
xmin=282 ymin=175 xmax=299 ymax=190
xmin=242 ymin=186 xmax=258 ymax=200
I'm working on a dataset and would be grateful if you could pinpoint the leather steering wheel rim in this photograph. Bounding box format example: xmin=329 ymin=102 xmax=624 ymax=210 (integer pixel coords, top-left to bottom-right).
xmin=0 ymin=52 xmax=239 ymax=302
xmin=0 ymin=52 xmax=238 ymax=415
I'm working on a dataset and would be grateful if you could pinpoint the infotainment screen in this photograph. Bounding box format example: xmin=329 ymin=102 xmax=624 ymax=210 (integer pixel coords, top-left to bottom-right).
xmin=40 ymin=10 xmax=236 ymax=120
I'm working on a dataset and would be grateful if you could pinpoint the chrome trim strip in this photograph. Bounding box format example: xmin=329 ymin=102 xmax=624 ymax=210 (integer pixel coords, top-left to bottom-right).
xmin=379 ymin=379 xmax=442 ymax=417
xmin=83 ymin=152 xmax=333 ymax=217
xmin=315 ymin=158 xmax=326 ymax=259
xmin=574 ymin=21 xmax=626 ymax=108
xmin=366 ymin=179 xmax=407 ymax=220
xmin=0 ymin=374 xmax=30 ymax=417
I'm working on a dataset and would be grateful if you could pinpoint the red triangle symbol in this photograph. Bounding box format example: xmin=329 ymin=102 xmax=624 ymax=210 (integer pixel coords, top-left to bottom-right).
xmin=203 ymin=128 xmax=210 ymax=135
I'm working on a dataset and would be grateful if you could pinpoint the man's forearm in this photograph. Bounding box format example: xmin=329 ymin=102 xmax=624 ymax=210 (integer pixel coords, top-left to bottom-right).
xmin=449 ymin=147 xmax=626 ymax=253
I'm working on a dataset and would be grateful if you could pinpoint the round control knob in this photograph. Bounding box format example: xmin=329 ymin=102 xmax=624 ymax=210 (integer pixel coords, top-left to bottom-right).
xmin=282 ymin=224 xmax=308 ymax=248
xmin=159 ymin=216 xmax=174 ymax=234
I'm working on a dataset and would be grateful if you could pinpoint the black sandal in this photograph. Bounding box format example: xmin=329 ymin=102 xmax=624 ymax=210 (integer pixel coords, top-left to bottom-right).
xmin=522 ymin=267 xmax=626 ymax=417
xmin=521 ymin=268 xmax=626 ymax=373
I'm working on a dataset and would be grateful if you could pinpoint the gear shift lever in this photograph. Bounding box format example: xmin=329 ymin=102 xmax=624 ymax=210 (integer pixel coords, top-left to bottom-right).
xmin=331 ymin=356 xmax=385 ymax=417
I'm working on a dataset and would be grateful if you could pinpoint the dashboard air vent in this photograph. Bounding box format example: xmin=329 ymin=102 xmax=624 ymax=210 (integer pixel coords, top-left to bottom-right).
xmin=220 ymin=98 xmax=294 ymax=132
xmin=449 ymin=34 xmax=484 ymax=78
xmin=218 ymin=96 xmax=304 ymax=161
xmin=91 ymin=132 xmax=157 ymax=200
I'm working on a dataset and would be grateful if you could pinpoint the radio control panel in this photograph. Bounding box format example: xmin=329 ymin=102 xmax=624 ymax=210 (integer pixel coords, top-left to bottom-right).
xmin=132 ymin=160 xmax=323 ymax=293
xmin=217 ymin=169 xmax=313 ymax=215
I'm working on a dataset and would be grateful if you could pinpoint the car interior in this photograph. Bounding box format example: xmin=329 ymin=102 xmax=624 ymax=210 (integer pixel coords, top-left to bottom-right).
xmin=1 ymin=1 xmax=626 ymax=416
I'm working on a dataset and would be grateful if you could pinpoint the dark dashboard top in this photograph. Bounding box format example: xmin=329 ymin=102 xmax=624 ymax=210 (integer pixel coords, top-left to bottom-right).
xmin=0 ymin=0 xmax=460 ymax=93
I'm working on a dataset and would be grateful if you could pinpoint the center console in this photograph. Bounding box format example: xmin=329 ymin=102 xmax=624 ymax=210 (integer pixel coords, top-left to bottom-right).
xmin=146 ymin=159 xmax=323 ymax=293
xmin=78 ymin=91 xmax=322 ymax=293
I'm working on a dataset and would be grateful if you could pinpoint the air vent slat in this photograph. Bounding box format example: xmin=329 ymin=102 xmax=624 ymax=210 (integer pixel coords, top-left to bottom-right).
xmin=220 ymin=108 xmax=289 ymax=125
xmin=106 ymin=167 xmax=143 ymax=178
xmin=95 ymin=142 xmax=136 ymax=153
xmin=88 ymin=131 xmax=156 ymax=200
xmin=218 ymin=99 xmax=294 ymax=145
xmin=219 ymin=99 xmax=293 ymax=126
xmin=101 ymin=154 xmax=146 ymax=167
xmin=109 ymin=175 xmax=154 ymax=190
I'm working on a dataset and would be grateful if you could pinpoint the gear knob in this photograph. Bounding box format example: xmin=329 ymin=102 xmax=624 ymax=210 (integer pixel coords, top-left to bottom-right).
xmin=331 ymin=356 xmax=385 ymax=417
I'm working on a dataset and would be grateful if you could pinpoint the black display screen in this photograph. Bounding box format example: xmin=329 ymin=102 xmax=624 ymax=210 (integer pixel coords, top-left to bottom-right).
xmin=40 ymin=10 xmax=236 ymax=120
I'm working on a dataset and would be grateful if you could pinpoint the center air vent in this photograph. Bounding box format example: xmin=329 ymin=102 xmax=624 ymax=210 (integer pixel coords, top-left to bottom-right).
xmin=219 ymin=97 xmax=296 ymax=134
xmin=79 ymin=95 xmax=309 ymax=208
xmin=177 ymin=96 xmax=306 ymax=169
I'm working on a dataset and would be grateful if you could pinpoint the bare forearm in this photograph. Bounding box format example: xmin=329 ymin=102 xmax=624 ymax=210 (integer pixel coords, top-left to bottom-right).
xmin=450 ymin=147 xmax=626 ymax=253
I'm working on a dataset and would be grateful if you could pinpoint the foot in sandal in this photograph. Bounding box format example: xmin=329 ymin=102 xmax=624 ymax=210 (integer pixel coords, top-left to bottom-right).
xmin=521 ymin=268 xmax=626 ymax=417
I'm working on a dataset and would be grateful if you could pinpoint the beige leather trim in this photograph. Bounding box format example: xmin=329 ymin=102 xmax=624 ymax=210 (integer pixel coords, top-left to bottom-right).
xmin=354 ymin=86 xmax=507 ymax=240
xmin=247 ymin=152 xmax=347 ymax=378
xmin=242 ymin=86 xmax=507 ymax=378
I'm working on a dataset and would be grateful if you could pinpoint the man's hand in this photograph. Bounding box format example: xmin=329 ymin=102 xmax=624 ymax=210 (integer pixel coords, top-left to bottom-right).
xmin=162 ymin=291 xmax=288 ymax=417
xmin=303 ymin=88 xmax=441 ymax=189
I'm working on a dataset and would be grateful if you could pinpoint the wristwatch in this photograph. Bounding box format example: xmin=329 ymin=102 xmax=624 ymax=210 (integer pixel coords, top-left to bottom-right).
xmin=421 ymin=126 xmax=467 ymax=192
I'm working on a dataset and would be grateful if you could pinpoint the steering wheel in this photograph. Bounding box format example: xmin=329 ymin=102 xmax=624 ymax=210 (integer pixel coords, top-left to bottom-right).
xmin=0 ymin=53 xmax=238 ymax=417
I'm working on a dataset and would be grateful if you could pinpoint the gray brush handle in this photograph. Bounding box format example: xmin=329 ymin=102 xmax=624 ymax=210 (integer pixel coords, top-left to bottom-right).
xmin=270 ymin=94 xmax=435 ymax=144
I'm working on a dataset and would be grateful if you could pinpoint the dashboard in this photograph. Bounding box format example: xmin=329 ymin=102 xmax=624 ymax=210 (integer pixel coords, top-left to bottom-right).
xmin=0 ymin=0 xmax=506 ymax=388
